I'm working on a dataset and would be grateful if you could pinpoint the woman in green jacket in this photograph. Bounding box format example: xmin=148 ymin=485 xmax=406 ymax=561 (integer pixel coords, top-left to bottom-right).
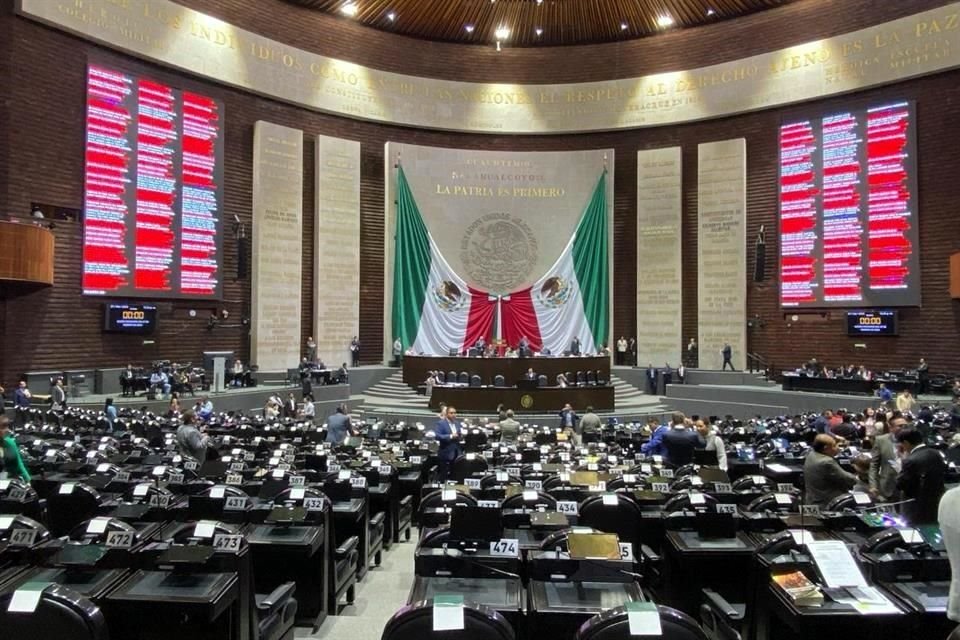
xmin=0 ymin=416 xmax=31 ymax=482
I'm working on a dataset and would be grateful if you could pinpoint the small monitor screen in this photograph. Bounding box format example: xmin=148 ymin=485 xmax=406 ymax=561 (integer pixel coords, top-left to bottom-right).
xmin=449 ymin=506 xmax=502 ymax=543
xmin=846 ymin=310 xmax=897 ymax=336
xmin=103 ymin=303 xmax=157 ymax=334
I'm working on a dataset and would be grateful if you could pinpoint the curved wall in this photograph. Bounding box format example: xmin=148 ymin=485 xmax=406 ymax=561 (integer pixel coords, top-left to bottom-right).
xmin=0 ymin=0 xmax=957 ymax=382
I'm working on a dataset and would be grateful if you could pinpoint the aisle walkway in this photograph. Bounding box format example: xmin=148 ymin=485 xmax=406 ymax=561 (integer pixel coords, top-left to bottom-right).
xmin=298 ymin=538 xmax=417 ymax=639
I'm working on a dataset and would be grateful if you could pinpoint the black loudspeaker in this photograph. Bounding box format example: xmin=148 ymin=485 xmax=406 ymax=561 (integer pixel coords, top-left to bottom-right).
xmin=754 ymin=237 xmax=766 ymax=282
xmin=237 ymin=236 xmax=249 ymax=279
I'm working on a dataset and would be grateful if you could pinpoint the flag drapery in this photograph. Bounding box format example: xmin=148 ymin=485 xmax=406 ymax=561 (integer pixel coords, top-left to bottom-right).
xmin=391 ymin=167 xmax=608 ymax=356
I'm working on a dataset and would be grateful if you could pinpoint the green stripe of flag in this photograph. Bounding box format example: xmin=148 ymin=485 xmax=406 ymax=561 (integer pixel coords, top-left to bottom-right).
xmin=571 ymin=171 xmax=609 ymax=348
xmin=391 ymin=166 xmax=432 ymax=349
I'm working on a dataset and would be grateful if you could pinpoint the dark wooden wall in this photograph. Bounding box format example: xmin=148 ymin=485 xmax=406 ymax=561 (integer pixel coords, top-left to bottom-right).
xmin=0 ymin=0 xmax=958 ymax=385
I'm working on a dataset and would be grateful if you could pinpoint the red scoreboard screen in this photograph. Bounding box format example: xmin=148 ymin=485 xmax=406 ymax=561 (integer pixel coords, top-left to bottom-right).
xmin=779 ymin=101 xmax=920 ymax=308
xmin=82 ymin=64 xmax=224 ymax=299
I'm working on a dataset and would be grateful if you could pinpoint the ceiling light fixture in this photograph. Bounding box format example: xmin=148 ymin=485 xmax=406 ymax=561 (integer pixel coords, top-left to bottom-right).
xmin=620 ymin=22 xmax=628 ymax=31
xmin=535 ymin=27 xmax=543 ymax=36
xmin=656 ymin=14 xmax=675 ymax=28
xmin=340 ymin=2 xmax=359 ymax=17
xmin=706 ymin=8 xmax=716 ymax=16
xmin=495 ymin=26 xmax=510 ymax=40
xmin=387 ymin=11 xmax=396 ymax=21
xmin=465 ymin=24 xmax=475 ymax=33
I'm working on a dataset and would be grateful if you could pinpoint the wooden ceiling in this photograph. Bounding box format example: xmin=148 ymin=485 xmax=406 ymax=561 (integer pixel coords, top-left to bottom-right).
xmin=285 ymin=0 xmax=794 ymax=47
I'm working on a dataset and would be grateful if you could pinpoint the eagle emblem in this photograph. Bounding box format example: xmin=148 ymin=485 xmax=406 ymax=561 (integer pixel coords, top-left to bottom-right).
xmin=536 ymin=276 xmax=570 ymax=308
xmin=432 ymin=280 xmax=466 ymax=312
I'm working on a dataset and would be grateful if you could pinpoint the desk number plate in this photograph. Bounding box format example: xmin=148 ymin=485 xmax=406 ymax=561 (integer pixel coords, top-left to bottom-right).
xmin=489 ymin=539 xmax=519 ymax=557
xmin=8 ymin=528 xmax=37 ymax=547
xmin=226 ymin=473 xmax=244 ymax=486
xmin=224 ymin=496 xmax=248 ymax=511
xmin=304 ymin=497 xmax=325 ymax=511
xmin=556 ymin=501 xmax=579 ymax=515
xmin=213 ymin=534 xmax=243 ymax=552
xmin=619 ymin=542 xmax=634 ymax=562
xmin=105 ymin=530 xmax=134 ymax=549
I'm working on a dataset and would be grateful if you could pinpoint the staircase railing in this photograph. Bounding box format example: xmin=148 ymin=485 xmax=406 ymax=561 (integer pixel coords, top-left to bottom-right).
xmin=746 ymin=353 xmax=775 ymax=381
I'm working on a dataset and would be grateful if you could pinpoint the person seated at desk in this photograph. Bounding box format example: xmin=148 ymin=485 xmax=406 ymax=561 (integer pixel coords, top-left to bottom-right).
xmin=474 ymin=336 xmax=486 ymax=354
xmin=149 ymin=369 xmax=170 ymax=399
xmin=505 ymin=347 xmax=518 ymax=357
xmin=120 ymin=364 xmax=136 ymax=396
xmin=231 ymin=359 xmax=246 ymax=387
xmin=484 ymin=343 xmax=497 ymax=358
xmin=858 ymin=365 xmax=873 ymax=380
xmin=518 ymin=335 xmax=530 ymax=357
xmin=570 ymin=337 xmax=582 ymax=356
xmin=196 ymin=395 xmax=214 ymax=421
xmin=524 ymin=368 xmax=537 ymax=381
xmin=335 ymin=362 xmax=349 ymax=384
xmin=803 ymin=434 xmax=857 ymax=508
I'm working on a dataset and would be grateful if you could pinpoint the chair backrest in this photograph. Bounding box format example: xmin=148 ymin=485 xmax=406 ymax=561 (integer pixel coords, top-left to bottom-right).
xmin=577 ymin=493 xmax=646 ymax=551
xmin=539 ymin=526 xmax=602 ymax=552
xmin=47 ymin=483 xmax=101 ymax=537
xmin=451 ymin=455 xmax=489 ymax=482
xmin=501 ymin=490 xmax=557 ymax=511
xmin=448 ymin=371 xmax=459 ymax=385
xmin=469 ymin=375 xmax=482 ymax=388
xmin=744 ymin=493 xmax=798 ymax=514
xmin=575 ymin=604 xmax=709 ymax=640
xmin=596 ymin=370 xmax=607 ymax=385
xmin=662 ymin=492 xmax=719 ymax=513
xmin=494 ymin=375 xmax=505 ymax=387
xmin=419 ymin=490 xmax=478 ymax=516
xmin=537 ymin=375 xmax=548 ymax=387
xmin=382 ymin=600 xmax=515 ymax=640
xmin=436 ymin=372 xmax=446 ymax=384
xmin=577 ymin=371 xmax=586 ymax=384
xmin=586 ymin=371 xmax=597 ymax=385
xmin=0 ymin=584 xmax=108 ymax=640
xmin=459 ymin=372 xmax=470 ymax=384
xmin=825 ymin=492 xmax=872 ymax=512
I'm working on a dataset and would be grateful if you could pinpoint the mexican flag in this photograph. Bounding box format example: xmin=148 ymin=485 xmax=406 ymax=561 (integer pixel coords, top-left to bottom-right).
xmin=502 ymin=172 xmax=609 ymax=354
xmin=391 ymin=167 xmax=495 ymax=355
xmin=391 ymin=167 xmax=608 ymax=357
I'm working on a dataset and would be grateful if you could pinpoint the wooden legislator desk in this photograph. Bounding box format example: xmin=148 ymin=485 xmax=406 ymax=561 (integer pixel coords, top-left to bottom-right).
xmin=403 ymin=355 xmax=610 ymax=388
xmin=428 ymin=385 xmax=614 ymax=413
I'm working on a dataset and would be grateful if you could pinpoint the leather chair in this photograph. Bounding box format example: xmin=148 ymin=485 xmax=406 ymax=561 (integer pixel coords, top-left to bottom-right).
xmin=448 ymin=371 xmax=458 ymax=385
xmin=451 ymin=455 xmax=489 ymax=483
xmin=0 ymin=584 xmax=108 ymax=640
xmin=731 ymin=476 xmax=770 ymax=492
xmin=47 ymin=482 xmax=102 ymax=537
xmin=586 ymin=371 xmax=597 ymax=385
xmin=396 ymin=494 xmax=414 ymax=542
xmin=469 ymin=375 xmax=482 ymax=388
xmin=382 ymin=600 xmax=515 ymax=640
xmin=494 ymin=375 xmax=506 ymax=387
xmin=578 ymin=493 xmax=647 ymax=553
xmin=825 ymin=492 xmax=874 ymax=512
xmin=744 ymin=492 xmax=798 ymax=513
xmin=166 ymin=522 xmax=300 ymax=638
xmin=537 ymin=375 xmax=548 ymax=387
xmin=436 ymin=372 xmax=446 ymax=384
xmin=576 ymin=371 xmax=586 ymax=385
xmin=501 ymin=490 xmax=557 ymax=511
xmin=663 ymin=492 xmax=719 ymax=513
xmin=596 ymin=370 xmax=607 ymax=385
xmin=458 ymin=372 xmax=470 ymax=384
xmin=576 ymin=604 xmax=709 ymax=640
xmin=368 ymin=510 xmax=386 ymax=567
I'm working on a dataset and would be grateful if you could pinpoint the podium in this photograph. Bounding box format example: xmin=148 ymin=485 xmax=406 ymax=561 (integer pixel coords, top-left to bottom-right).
xmin=0 ymin=221 xmax=54 ymax=285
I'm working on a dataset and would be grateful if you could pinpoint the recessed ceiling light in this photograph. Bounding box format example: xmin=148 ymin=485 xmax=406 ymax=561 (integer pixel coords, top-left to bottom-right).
xmin=535 ymin=27 xmax=543 ymax=36
xmin=620 ymin=22 xmax=628 ymax=31
xmin=536 ymin=0 xmax=543 ymax=4
xmin=706 ymin=8 xmax=716 ymax=16
xmin=340 ymin=2 xmax=358 ymax=17
xmin=656 ymin=14 xmax=675 ymax=28
xmin=495 ymin=25 xmax=510 ymax=40
xmin=386 ymin=11 xmax=396 ymax=21
xmin=465 ymin=24 xmax=475 ymax=33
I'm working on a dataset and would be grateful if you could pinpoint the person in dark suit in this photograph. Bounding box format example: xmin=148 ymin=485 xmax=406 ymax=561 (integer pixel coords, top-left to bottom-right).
xmin=518 ymin=336 xmax=530 ymax=357
xmin=722 ymin=343 xmax=734 ymax=371
xmin=570 ymin=337 xmax=581 ymax=356
xmin=803 ymin=434 xmax=857 ymax=508
xmin=349 ymin=337 xmax=360 ymax=368
xmin=869 ymin=417 xmax=905 ymax=502
xmin=645 ymin=364 xmax=657 ymax=394
xmin=283 ymin=392 xmax=297 ymax=419
xmin=524 ymin=368 xmax=537 ymax=381
xmin=434 ymin=406 xmax=462 ymax=482
xmin=896 ymin=428 xmax=947 ymax=525
xmin=917 ymin=358 xmax=929 ymax=395
xmin=325 ymin=404 xmax=355 ymax=444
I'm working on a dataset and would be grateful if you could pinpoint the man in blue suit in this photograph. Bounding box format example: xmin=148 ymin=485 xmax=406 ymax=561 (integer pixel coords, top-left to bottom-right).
xmin=435 ymin=406 xmax=463 ymax=482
